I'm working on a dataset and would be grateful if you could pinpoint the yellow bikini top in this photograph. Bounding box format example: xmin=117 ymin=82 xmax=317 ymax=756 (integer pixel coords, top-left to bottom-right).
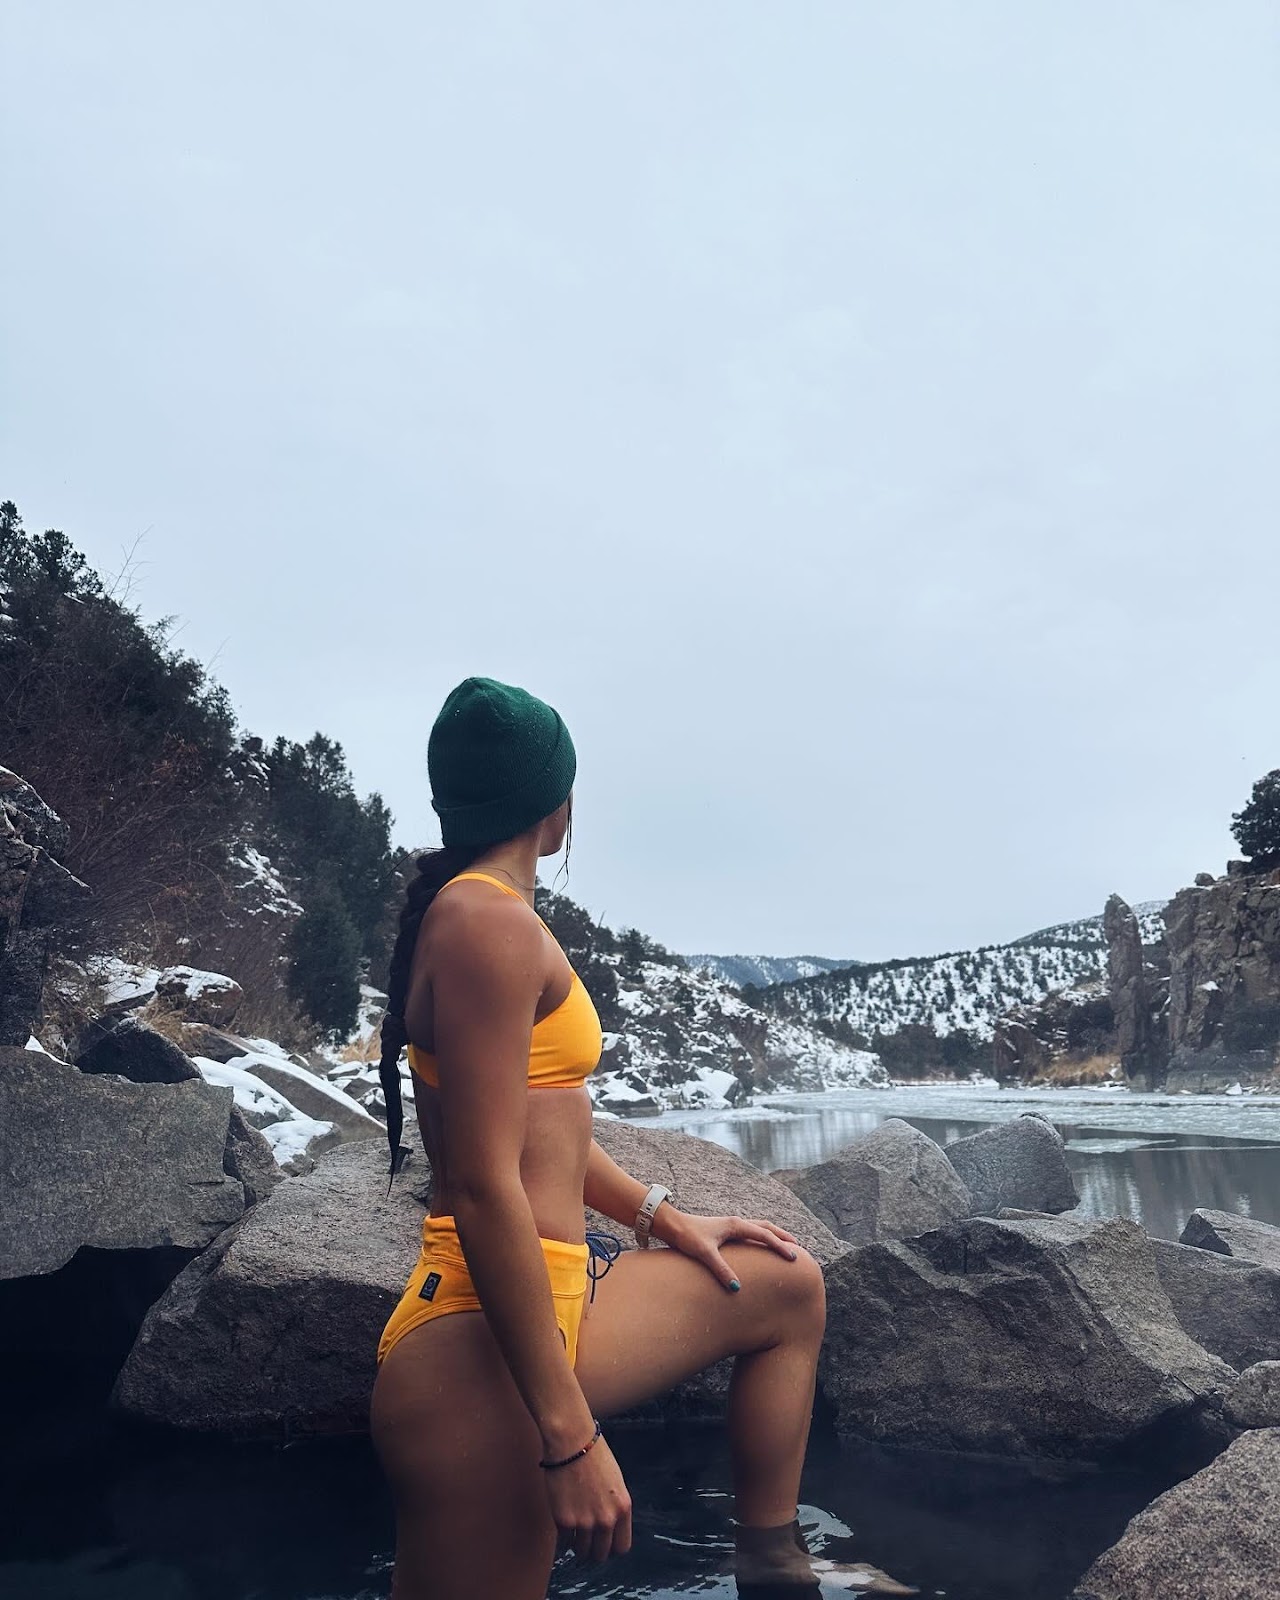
xmin=407 ymin=872 xmax=603 ymax=1091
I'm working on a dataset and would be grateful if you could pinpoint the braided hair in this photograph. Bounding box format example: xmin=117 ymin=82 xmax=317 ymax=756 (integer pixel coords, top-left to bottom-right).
xmin=377 ymin=844 xmax=482 ymax=1182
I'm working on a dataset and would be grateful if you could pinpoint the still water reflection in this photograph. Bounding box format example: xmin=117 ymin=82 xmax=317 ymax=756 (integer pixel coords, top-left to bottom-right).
xmin=1 ymin=1413 xmax=1174 ymax=1600
xmin=646 ymin=1084 xmax=1280 ymax=1241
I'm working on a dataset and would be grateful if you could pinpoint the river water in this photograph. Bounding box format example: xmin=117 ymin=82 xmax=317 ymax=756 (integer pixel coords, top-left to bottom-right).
xmin=6 ymin=1086 xmax=1278 ymax=1600
xmin=650 ymin=1081 xmax=1280 ymax=1241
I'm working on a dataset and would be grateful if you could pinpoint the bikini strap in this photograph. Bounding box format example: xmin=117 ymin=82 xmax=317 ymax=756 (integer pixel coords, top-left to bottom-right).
xmin=440 ymin=871 xmax=534 ymax=906
xmin=438 ymin=871 xmax=558 ymax=938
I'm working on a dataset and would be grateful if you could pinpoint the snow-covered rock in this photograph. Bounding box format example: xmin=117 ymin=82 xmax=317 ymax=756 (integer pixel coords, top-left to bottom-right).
xmin=154 ymin=965 xmax=244 ymax=1027
xmin=193 ymin=1057 xmax=339 ymax=1173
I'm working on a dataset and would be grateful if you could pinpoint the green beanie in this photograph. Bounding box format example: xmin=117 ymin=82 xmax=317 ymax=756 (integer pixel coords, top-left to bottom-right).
xmin=428 ymin=676 xmax=577 ymax=849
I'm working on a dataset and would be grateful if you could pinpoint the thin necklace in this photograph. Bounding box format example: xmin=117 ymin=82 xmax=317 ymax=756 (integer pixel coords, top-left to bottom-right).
xmin=481 ymin=863 xmax=536 ymax=895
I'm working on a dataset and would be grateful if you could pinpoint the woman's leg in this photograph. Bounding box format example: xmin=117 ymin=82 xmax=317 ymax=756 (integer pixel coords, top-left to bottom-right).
xmin=370 ymin=1311 xmax=557 ymax=1600
xmin=573 ymin=1241 xmax=826 ymax=1527
xmin=575 ymin=1246 xmax=915 ymax=1593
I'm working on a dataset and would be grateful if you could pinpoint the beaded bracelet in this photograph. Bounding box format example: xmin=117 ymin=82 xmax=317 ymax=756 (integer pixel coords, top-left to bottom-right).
xmin=539 ymin=1419 xmax=602 ymax=1471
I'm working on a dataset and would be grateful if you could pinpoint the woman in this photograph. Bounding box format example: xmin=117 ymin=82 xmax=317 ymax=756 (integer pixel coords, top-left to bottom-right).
xmin=370 ymin=677 xmax=913 ymax=1599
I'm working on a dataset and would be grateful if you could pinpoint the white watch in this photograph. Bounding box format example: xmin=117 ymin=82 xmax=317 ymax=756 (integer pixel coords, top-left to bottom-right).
xmin=634 ymin=1183 xmax=672 ymax=1248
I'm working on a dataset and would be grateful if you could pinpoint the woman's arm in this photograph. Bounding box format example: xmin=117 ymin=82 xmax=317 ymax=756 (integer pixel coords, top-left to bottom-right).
xmin=584 ymin=1136 xmax=801 ymax=1286
xmin=428 ymin=894 xmax=630 ymax=1562
xmin=431 ymin=895 xmax=593 ymax=1456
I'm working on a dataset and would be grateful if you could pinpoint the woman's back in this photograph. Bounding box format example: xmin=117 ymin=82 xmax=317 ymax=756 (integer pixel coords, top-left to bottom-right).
xmin=404 ymin=871 xmax=601 ymax=1244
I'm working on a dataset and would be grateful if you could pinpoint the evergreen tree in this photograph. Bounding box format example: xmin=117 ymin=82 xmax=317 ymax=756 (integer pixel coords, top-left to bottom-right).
xmin=0 ymin=500 xmax=243 ymax=951
xmin=1231 ymin=770 xmax=1280 ymax=871
xmin=286 ymin=881 xmax=363 ymax=1036
xmin=620 ymin=927 xmax=647 ymax=970
xmin=262 ymin=733 xmax=395 ymax=960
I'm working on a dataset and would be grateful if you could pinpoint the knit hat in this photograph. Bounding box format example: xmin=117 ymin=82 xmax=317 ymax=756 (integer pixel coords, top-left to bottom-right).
xmin=428 ymin=676 xmax=576 ymax=848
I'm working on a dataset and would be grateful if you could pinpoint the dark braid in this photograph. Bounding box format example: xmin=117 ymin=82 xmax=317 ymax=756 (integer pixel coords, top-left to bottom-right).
xmin=378 ymin=843 xmax=482 ymax=1185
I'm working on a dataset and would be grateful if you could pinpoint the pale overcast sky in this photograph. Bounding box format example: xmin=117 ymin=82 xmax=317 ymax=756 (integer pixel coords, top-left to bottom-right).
xmin=4 ymin=3 xmax=1278 ymax=959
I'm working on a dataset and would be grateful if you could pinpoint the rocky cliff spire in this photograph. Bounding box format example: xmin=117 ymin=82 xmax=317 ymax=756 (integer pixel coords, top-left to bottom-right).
xmin=1103 ymin=893 xmax=1159 ymax=1088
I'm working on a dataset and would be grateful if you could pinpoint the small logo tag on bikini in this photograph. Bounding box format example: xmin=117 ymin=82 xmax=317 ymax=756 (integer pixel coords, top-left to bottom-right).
xmin=419 ymin=1271 xmax=442 ymax=1302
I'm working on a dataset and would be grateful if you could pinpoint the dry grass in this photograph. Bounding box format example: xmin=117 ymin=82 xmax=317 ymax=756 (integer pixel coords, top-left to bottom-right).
xmin=1027 ymin=1052 xmax=1121 ymax=1088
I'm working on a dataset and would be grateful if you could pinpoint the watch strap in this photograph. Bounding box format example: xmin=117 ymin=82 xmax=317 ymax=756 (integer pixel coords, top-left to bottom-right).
xmin=634 ymin=1183 xmax=672 ymax=1248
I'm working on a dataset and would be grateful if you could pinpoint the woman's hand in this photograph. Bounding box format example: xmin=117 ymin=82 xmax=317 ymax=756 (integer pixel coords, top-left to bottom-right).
xmin=653 ymin=1208 xmax=800 ymax=1290
xmin=543 ymin=1433 xmax=632 ymax=1563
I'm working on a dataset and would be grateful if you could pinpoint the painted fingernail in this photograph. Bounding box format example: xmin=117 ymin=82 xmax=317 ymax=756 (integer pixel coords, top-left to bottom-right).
xmin=788 ymin=1249 xmax=799 ymax=1261
xmin=728 ymin=1278 xmax=741 ymax=1292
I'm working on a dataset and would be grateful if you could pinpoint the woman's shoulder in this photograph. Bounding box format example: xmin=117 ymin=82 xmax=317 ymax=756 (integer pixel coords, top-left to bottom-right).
xmin=426 ymin=877 xmax=548 ymax=977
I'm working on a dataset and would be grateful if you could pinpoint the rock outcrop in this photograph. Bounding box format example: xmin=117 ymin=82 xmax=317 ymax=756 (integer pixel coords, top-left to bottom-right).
xmin=942 ymin=1113 xmax=1078 ymax=1215
xmin=1224 ymin=1361 xmax=1280 ymax=1430
xmin=1072 ymin=1427 xmax=1280 ymax=1600
xmin=153 ymin=966 xmax=245 ymax=1028
xmin=223 ymin=1104 xmax=283 ymax=1208
xmin=0 ymin=1044 xmax=247 ymax=1278
xmin=113 ymin=1120 xmax=842 ymax=1438
xmin=991 ymin=983 xmax=1116 ymax=1085
xmin=1104 ymin=894 xmax=1164 ymax=1086
xmin=781 ymin=1118 xmax=972 ymax=1245
xmin=0 ymin=768 xmax=90 ymax=1046
xmin=1179 ymin=1208 xmax=1280 ymax=1271
xmin=76 ymin=1014 xmax=202 ymax=1084
xmin=819 ymin=1212 xmax=1234 ymax=1461
xmin=1151 ymin=1237 xmax=1280 ymax=1371
xmin=1164 ymin=873 xmax=1280 ymax=1089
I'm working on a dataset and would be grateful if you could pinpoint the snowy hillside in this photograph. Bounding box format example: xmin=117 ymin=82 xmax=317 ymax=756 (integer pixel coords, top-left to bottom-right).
xmin=328 ymin=939 xmax=886 ymax=1120
xmin=686 ymin=953 xmax=862 ymax=987
xmin=1011 ymin=901 xmax=1168 ymax=949
xmin=596 ymin=954 xmax=885 ymax=1107
xmin=750 ymin=901 xmax=1169 ymax=1045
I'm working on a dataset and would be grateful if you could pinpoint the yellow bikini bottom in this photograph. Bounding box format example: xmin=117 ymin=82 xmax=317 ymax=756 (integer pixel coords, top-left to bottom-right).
xmin=377 ymin=1214 xmax=593 ymax=1368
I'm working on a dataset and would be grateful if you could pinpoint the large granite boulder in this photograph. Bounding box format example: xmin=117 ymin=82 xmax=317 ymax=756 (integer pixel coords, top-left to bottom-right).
xmin=76 ymin=1014 xmax=202 ymax=1084
xmin=589 ymin=1118 xmax=846 ymax=1264
xmin=819 ymin=1212 xmax=1234 ymax=1461
xmin=1179 ymin=1208 xmax=1280 ymax=1271
xmin=0 ymin=767 xmax=90 ymax=1047
xmin=223 ymin=1104 xmax=282 ymax=1208
xmin=113 ymin=1139 xmax=429 ymax=1435
xmin=1225 ymin=1361 xmax=1280 ymax=1429
xmin=1072 ymin=1427 xmax=1280 ymax=1599
xmin=779 ymin=1118 xmax=972 ymax=1245
xmin=943 ymin=1112 xmax=1078 ymax=1215
xmin=112 ymin=1119 xmax=840 ymax=1437
xmin=1151 ymin=1237 xmax=1280 ymax=1370
xmin=0 ymin=1044 xmax=247 ymax=1279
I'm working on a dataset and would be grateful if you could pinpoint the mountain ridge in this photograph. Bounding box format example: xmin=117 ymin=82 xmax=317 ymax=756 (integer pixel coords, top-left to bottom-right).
xmin=697 ymin=900 xmax=1170 ymax=1048
xmin=686 ymin=953 xmax=863 ymax=988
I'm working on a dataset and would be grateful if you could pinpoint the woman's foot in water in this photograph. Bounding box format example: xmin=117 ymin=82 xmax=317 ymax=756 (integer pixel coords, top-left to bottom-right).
xmin=733 ymin=1519 xmax=918 ymax=1595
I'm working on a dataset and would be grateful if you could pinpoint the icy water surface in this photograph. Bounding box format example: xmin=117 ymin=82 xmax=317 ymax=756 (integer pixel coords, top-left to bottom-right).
xmin=0 ymin=1411 xmax=1175 ymax=1600
xmin=650 ymin=1083 xmax=1280 ymax=1240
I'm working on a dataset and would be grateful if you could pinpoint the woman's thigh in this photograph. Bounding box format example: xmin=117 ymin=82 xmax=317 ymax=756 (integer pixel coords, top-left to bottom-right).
xmin=370 ymin=1310 xmax=557 ymax=1600
xmin=574 ymin=1241 xmax=822 ymax=1417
